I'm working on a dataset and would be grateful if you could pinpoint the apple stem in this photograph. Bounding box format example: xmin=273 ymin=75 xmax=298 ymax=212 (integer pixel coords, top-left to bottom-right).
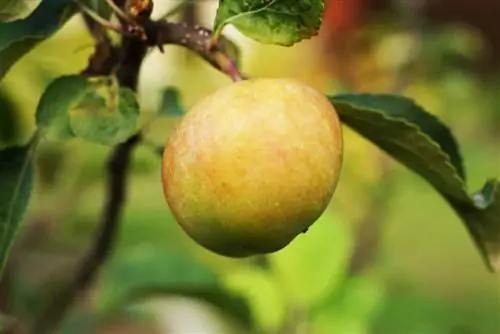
xmin=213 ymin=51 xmax=246 ymax=82
xmin=149 ymin=21 xmax=248 ymax=82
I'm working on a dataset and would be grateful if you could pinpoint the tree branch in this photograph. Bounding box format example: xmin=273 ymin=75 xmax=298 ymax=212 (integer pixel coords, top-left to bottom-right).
xmin=27 ymin=134 xmax=141 ymax=334
xmin=26 ymin=4 xmax=245 ymax=332
xmin=145 ymin=20 xmax=245 ymax=81
xmin=27 ymin=3 xmax=150 ymax=333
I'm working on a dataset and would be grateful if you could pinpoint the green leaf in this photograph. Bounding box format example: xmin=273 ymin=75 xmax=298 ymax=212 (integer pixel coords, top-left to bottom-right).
xmin=97 ymin=247 xmax=253 ymax=328
xmin=312 ymin=275 xmax=386 ymax=334
xmin=0 ymin=89 xmax=22 ymax=148
xmin=269 ymin=211 xmax=353 ymax=307
xmin=35 ymin=75 xmax=91 ymax=140
xmin=223 ymin=267 xmax=285 ymax=333
xmin=0 ymin=134 xmax=39 ymax=276
xmin=330 ymin=94 xmax=500 ymax=272
xmin=213 ymin=0 xmax=325 ymax=46
xmin=0 ymin=0 xmax=76 ymax=81
xmin=69 ymin=85 xmax=140 ymax=145
xmin=0 ymin=0 xmax=42 ymax=22
xmin=334 ymin=94 xmax=466 ymax=180
xmin=35 ymin=75 xmax=140 ymax=145
xmin=158 ymin=87 xmax=185 ymax=117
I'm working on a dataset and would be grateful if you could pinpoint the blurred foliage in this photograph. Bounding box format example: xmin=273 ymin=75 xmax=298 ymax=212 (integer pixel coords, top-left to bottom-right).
xmin=0 ymin=89 xmax=20 ymax=147
xmin=0 ymin=0 xmax=42 ymax=22
xmin=158 ymin=87 xmax=185 ymax=117
xmin=0 ymin=4 xmax=498 ymax=334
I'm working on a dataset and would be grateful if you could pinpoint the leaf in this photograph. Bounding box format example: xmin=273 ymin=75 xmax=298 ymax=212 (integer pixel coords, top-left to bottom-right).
xmin=0 ymin=0 xmax=76 ymax=81
xmin=312 ymin=275 xmax=386 ymax=334
xmin=97 ymin=247 xmax=253 ymax=328
xmin=35 ymin=75 xmax=90 ymax=140
xmin=0 ymin=134 xmax=39 ymax=276
xmin=213 ymin=0 xmax=325 ymax=46
xmin=158 ymin=87 xmax=185 ymax=117
xmin=69 ymin=85 xmax=140 ymax=145
xmin=0 ymin=0 xmax=42 ymax=22
xmin=330 ymin=93 xmax=500 ymax=272
xmin=269 ymin=211 xmax=353 ymax=307
xmin=35 ymin=75 xmax=140 ymax=145
xmin=222 ymin=267 xmax=285 ymax=333
xmin=334 ymin=94 xmax=466 ymax=180
xmin=0 ymin=89 xmax=22 ymax=148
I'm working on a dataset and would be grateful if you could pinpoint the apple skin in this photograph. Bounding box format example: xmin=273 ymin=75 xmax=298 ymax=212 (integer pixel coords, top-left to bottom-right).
xmin=162 ymin=78 xmax=343 ymax=257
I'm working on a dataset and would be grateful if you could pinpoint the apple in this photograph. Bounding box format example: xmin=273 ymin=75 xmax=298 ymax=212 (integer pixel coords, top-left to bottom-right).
xmin=162 ymin=78 xmax=343 ymax=257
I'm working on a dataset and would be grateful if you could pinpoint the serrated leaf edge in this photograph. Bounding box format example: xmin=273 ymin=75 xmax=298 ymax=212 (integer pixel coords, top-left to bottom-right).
xmin=214 ymin=0 xmax=279 ymax=38
xmin=334 ymin=93 xmax=466 ymax=179
xmin=331 ymin=97 xmax=470 ymax=201
xmin=331 ymin=96 xmax=499 ymax=271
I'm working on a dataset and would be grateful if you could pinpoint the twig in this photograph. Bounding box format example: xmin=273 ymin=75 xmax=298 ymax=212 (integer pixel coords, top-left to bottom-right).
xmin=80 ymin=0 xmax=244 ymax=81
xmin=104 ymin=0 xmax=132 ymax=22
xmin=145 ymin=21 xmax=246 ymax=81
xmin=80 ymin=10 xmax=120 ymax=76
xmin=74 ymin=0 xmax=125 ymax=35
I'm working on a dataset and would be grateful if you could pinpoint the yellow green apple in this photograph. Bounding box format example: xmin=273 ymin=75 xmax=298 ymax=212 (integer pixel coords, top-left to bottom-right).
xmin=162 ymin=78 xmax=343 ymax=257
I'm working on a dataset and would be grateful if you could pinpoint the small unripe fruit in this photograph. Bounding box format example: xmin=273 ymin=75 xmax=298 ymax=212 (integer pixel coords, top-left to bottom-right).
xmin=162 ymin=78 xmax=343 ymax=257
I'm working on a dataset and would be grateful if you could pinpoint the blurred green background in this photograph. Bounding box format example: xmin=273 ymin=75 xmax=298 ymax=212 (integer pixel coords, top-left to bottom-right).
xmin=0 ymin=1 xmax=499 ymax=333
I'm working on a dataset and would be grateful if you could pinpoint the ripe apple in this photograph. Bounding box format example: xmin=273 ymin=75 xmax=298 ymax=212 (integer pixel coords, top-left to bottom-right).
xmin=161 ymin=78 xmax=343 ymax=257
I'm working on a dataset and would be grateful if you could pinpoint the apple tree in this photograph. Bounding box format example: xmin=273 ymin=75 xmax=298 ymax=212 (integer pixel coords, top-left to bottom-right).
xmin=0 ymin=0 xmax=498 ymax=333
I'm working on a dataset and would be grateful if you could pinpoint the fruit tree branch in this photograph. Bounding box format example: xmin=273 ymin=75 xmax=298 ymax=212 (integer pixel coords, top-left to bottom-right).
xmin=28 ymin=6 xmax=243 ymax=332
xmin=27 ymin=2 xmax=150 ymax=333
xmin=28 ymin=134 xmax=141 ymax=334
xmin=145 ymin=20 xmax=245 ymax=81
